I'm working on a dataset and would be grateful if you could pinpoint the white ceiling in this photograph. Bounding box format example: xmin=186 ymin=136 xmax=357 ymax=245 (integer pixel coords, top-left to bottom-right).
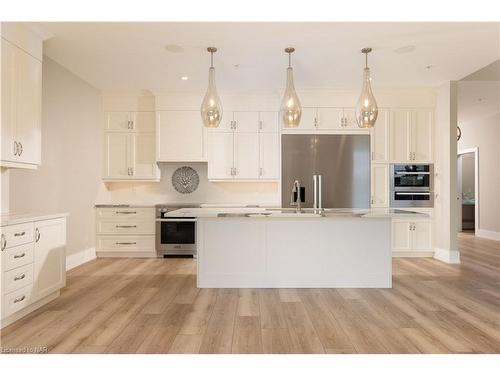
xmin=36 ymin=22 xmax=500 ymax=92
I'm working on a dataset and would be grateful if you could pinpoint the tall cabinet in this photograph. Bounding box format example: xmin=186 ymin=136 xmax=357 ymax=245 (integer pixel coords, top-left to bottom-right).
xmin=1 ymin=24 xmax=43 ymax=169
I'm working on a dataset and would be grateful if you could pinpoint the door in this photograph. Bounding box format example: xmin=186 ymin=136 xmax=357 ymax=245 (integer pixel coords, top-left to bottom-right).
xmin=297 ymin=107 xmax=317 ymax=130
xmin=390 ymin=110 xmax=411 ymax=162
xmin=105 ymin=112 xmax=131 ymax=132
xmin=259 ymin=133 xmax=280 ymax=179
xmin=316 ymin=108 xmax=344 ymax=130
xmin=234 ymin=111 xmax=259 ymax=132
xmin=131 ymin=133 xmax=158 ymax=178
xmin=1 ymin=39 xmax=16 ymax=162
xmin=371 ymin=164 xmax=389 ymax=207
xmin=34 ymin=218 xmax=66 ymax=300
xmin=343 ymin=108 xmax=358 ymax=129
xmin=411 ymin=110 xmax=433 ymax=162
xmin=234 ymin=132 xmax=260 ymax=179
xmin=15 ymin=45 xmax=41 ymax=165
xmin=370 ymin=110 xmax=389 ymax=162
xmin=104 ymin=133 xmax=130 ymax=178
xmin=392 ymin=221 xmax=412 ymax=251
xmin=412 ymin=221 xmax=432 ymax=251
xmin=259 ymin=111 xmax=279 ymax=133
xmin=132 ymin=111 xmax=155 ymax=132
xmin=207 ymin=132 xmax=234 ymax=179
xmin=157 ymin=111 xmax=204 ymax=161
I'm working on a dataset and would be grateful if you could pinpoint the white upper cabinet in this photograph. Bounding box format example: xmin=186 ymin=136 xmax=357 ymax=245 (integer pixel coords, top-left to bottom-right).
xmin=259 ymin=112 xmax=279 ymax=133
xmin=234 ymin=133 xmax=260 ymax=179
xmin=259 ymin=133 xmax=280 ymax=179
xmin=342 ymin=108 xmax=358 ymax=129
xmin=298 ymin=107 xmax=317 ymax=130
xmin=370 ymin=109 xmax=389 ymax=162
xmin=156 ymin=111 xmax=204 ymax=162
xmin=234 ymin=111 xmax=259 ymax=132
xmin=1 ymin=36 xmax=42 ymax=169
xmin=103 ymin=110 xmax=159 ymax=181
xmin=389 ymin=109 xmax=433 ymax=163
xmin=371 ymin=164 xmax=389 ymax=207
xmin=316 ymin=108 xmax=344 ymax=130
xmin=207 ymin=132 xmax=234 ymax=180
xmin=285 ymin=107 xmax=364 ymax=131
xmin=411 ymin=110 xmax=433 ymax=162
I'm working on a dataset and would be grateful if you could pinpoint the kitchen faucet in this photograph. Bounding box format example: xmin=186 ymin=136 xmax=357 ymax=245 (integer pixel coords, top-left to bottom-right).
xmin=291 ymin=180 xmax=302 ymax=213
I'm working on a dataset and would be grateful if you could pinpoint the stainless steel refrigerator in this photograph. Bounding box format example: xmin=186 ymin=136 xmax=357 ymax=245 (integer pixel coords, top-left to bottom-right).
xmin=281 ymin=134 xmax=370 ymax=208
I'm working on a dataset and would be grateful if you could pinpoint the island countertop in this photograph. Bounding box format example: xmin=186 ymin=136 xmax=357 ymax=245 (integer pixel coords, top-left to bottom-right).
xmin=165 ymin=207 xmax=429 ymax=219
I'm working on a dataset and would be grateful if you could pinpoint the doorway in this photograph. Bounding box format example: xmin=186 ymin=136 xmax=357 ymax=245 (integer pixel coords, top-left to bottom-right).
xmin=457 ymin=148 xmax=479 ymax=234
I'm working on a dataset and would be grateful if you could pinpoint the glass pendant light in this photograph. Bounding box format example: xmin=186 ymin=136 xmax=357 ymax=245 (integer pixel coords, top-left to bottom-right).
xmin=355 ymin=47 xmax=378 ymax=128
xmin=201 ymin=47 xmax=223 ymax=128
xmin=280 ymin=47 xmax=302 ymax=128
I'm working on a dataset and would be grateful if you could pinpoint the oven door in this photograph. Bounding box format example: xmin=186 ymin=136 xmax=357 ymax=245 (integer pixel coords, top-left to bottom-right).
xmin=155 ymin=218 xmax=196 ymax=255
xmin=391 ymin=191 xmax=434 ymax=208
xmin=391 ymin=165 xmax=433 ymax=191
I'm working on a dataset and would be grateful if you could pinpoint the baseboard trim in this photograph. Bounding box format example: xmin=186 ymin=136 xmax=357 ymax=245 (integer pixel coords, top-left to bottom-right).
xmin=393 ymin=251 xmax=434 ymax=258
xmin=96 ymin=251 xmax=157 ymax=258
xmin=476 ymin=229 xmax=500 ymax=241
xmin=66 ymin=247 xmax=97 ymax=270
xmin=434 ymin=247 xmax=461 ymax=264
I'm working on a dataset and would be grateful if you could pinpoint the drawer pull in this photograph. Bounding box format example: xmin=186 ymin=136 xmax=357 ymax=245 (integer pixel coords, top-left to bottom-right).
xmin=13 ymin=252 xmax=26 ymax=259
xmin=14 ymin=273 xmax=26 ymax=281
xmin=1 ymin=233 xmax=6 ymax=251
xmin=115 ymin=242 xmax=137 ymax=245
xmin=115 ymin=225 xmax=137 ymax=228
xmin=14 ymin=295 xmax=26 ymax=303
xmin=14 ymin=231 xmax=26 ymax=237
xmin=35 ymin=228 xmax=41 ymax=242
xmin=115 ymin=211 xmax=136 ymax=215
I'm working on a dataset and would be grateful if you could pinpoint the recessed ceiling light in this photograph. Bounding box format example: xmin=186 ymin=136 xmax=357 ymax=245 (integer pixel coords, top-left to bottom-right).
xmin=425 ymin=65 xmax=434 ymax=70
xmin=165 ymin=44 xmax=184 ymax=53
xmin=180 ymin=76 xmax=189 ymax=81
xmin=394 ymin=45 xmax=416 ymax=54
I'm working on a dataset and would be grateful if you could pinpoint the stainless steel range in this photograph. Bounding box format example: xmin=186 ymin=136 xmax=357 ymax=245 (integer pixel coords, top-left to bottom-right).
xmin=155 ymin=204 xmax=200 ymax=257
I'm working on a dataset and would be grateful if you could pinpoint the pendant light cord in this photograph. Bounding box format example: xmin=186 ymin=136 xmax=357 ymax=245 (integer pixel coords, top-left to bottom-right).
xmin=210 ymin=51 xmax=214 ymax=68
xmin=288 ymin=52 xmax=291 ymax=68
xmin=365 ymin=52 xmax=368 ymax=69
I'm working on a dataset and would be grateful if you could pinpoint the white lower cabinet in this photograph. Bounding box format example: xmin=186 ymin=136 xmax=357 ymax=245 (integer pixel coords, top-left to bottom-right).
xmin=1 ymin=216 xmax=67 ymax=328
xmin=95 ymin=207 xmax=155 ymax=257
xmin=370 ymin=164 xmax=389 ymax=207
xmin=392 ymin=219 xmax=433 ymax=255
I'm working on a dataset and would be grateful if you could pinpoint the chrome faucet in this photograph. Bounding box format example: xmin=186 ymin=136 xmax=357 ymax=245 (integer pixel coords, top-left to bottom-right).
xmin=291 ymin=180 xmax=302 ymax=213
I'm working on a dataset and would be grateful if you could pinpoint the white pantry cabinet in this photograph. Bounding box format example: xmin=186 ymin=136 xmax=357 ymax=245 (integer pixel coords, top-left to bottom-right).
xmin=1 ymin=216 xmax=67 ymax=328
xmin=103 ymin=111 xmax=159 ymax=181
xmin=389 ymin=109 xmax=433 ymax=163
xmin=156 ymin=110 xmax=205 ymax=162
xmin=370 ymin=164 xmax=389 ymax=207
xmin=0 ymin=36 xmax=42 ymax=169
xmin=287 ymin=107 xmax=363 ymax=131
xmin=392 ymin=219 xmax=433 ymax=255
xmin=370 ymin=110 xmax=390 ymax=162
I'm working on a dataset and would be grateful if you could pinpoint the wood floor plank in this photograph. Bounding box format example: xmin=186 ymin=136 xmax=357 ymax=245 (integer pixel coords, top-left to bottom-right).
xmin=168 ymin=334 xmax=203 ymax=354
xmin=232 ymin=316 xmax=263 ymax=353
xmin=282 ymin=302 xmax=325 ymax=353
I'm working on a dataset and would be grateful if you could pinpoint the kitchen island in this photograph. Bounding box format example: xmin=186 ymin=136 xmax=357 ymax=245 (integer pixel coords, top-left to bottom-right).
xmin=167 ymin=208 xmax=428 ymax=289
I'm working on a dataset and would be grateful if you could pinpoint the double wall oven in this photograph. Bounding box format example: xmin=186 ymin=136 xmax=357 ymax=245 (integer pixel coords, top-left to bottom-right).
xmin=390 ymin=164 xmax=434 ymax=208
xmin=155 ymin=204 xmax=199 ymax=257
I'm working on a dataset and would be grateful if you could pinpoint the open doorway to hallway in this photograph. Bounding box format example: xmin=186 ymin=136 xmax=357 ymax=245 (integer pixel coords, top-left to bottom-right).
xmin=457 ymin=148 xmax=479 ymax=235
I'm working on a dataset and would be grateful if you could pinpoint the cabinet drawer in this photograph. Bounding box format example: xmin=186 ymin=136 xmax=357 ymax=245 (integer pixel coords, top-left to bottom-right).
xmin=3 ymin=243 xmax=34 ymax=271
xmin=96 ymin=235 xmax=155 ymax=252
xmin=4 ymin=263 xmax=34 ymax=294
xmin=96 ymin=220 xmax=154 ymax=235
xmin=3 ymin=284 xmax=33 ymax=317
xmin=1 ymin=222 xmax=34 ymax=249
xmin=96 ymin=208 xmax=154 ymax=220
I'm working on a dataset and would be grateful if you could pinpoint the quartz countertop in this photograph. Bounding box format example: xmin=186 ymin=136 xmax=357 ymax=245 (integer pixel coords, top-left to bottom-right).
xmin=165 ymin=207 xmax=429 ymax=219
xmin=1 ymin=212 xmax=69 ymax=226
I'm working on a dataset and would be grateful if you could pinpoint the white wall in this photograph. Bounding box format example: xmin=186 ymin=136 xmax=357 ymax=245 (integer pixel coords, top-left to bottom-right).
xmin=458 ymin=81 xmax=500 ymax=239
xmin=9 ymin=57 xmax=102 ymax=263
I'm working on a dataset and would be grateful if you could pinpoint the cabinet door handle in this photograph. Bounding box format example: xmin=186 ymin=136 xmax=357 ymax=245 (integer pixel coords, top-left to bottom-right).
xmin=18 ymin=142 xmax=23 ymax=156
xmin=14 ymin=231 xmax=26 ymax=237
xmin=115 ymin=225 xmax=137 ymax=228
xmin=14 ymin=295 xmax=26 ymax=303
xmin=130 ymin=167 xmax=134 ymax=176
xmin=1 ymin=234 xmax=6 ymax=251
xmin=115 ymin=242 xmax=137 ymax=245
xmin=371 ymin=151 xmax=374 ymax=161
xmin=35 ymin=228 xmax=40 ymax=242
xmin=259 ymin=167 xmax=263 ymax=177
xmin=258 ymin=120 xmax=263 ymax=130
xmin=14 ymin=273 xmax=26 ymax=281
xmin=13 ymin=252 xmax=26 ymax=259
xmin=314 ymin=117 xmax=318 ymax=127
xmin=115 ymin=211 xmax=136 ymax=214
xmin=13 ymin=141 xmax=18 ymax=156
xmin=130 ymin=120 xmax=134 ymax=130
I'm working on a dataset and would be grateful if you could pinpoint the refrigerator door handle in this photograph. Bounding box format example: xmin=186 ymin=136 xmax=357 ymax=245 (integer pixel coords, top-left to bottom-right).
xmin=313 ymin=175 xmax=318 ymax=209
xmin=318 ymin=175 xmax=322 ymax=209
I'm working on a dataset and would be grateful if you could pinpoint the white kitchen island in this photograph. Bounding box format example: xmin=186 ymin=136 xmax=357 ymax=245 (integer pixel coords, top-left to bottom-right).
xmin=167 ymin=208 xmax=428 ymax=289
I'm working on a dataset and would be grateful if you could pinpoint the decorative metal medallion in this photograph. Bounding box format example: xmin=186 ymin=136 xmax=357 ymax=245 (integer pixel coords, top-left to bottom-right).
xmin=172 ymin=166 xmax=199 ymax=194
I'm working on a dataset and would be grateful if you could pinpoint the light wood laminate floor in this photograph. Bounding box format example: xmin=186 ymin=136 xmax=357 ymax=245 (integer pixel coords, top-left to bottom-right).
xmin=1 ymin=232 xmax=499 ymax=354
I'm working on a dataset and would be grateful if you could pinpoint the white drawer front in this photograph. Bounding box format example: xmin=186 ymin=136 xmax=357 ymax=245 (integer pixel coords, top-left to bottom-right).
xmin=1 ymin=222 xmax=34 ymax=249
xmin=3 ymin=243 xmax=34 ymax=271
xmin=3 ymin=284 xmax=33 ymax=317
xmin=4 ymin=263 xmax=34 ymax=294
xmin=97 ymin=235 xmax=155 ymax=252
xmin=96 ymin=220 xmax=154 ymax=235
xmin=96 ymin=208 xmax=154 ymax=220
